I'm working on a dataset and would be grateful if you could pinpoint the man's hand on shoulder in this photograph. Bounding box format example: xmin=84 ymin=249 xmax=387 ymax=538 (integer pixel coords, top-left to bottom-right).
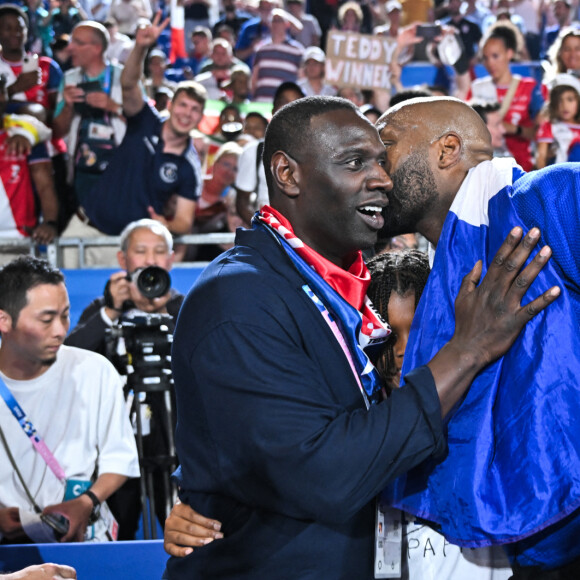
xmin=451 ymin=226 xmax=559 ymax=366
xmin=428 ymin=227 xmax=560 ymax=417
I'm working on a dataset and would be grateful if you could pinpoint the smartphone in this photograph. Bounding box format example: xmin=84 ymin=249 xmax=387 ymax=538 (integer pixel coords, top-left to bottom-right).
xmin=22 ymin=54 xmax=39 ymax=73
xmin=41 ymin=513 xmax=70 ymax=538
xmin=416 ymin=24 xmax=442 ymax=42
xmin=77 ymin=80 xmax=102 ymax=94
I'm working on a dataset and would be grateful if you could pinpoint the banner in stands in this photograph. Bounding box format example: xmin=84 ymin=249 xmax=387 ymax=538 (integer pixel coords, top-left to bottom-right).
xmin=325 ymin=31 xmax=397 ymax=91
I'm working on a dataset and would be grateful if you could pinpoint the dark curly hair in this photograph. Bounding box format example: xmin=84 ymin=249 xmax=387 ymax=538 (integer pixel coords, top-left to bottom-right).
xmin=366 ymin=250 xmax=430 ymax=391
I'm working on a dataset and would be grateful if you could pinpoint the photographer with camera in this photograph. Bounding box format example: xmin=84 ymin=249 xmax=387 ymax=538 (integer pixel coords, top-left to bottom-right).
xmin=65 ymin=218 xmax=183 ymax=540
xmin=66 ymin=219 xmax=182 ymax=354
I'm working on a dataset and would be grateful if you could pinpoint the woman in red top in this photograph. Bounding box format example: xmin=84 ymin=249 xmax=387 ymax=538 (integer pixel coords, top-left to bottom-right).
xmin=470 ymin=22 xmax=546 ymax=171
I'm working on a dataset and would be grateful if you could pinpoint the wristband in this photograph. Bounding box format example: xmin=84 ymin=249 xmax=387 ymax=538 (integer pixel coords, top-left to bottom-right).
xmin=82 ymin=489 xmax=101 ymax=524
xmin=515 ymin=125 xmax=522 ymax=137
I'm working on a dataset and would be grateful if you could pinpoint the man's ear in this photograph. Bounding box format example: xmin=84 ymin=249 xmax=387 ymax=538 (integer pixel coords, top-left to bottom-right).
xmin=271 ymin=150 xmax=301 ymax=198
xmin=117 ymin=250 xmax=127 ymax=270
xmin=0 ymin=309 xmax=12 ymax=334
xmin=437 ymin=133 xmax=462 ymax=169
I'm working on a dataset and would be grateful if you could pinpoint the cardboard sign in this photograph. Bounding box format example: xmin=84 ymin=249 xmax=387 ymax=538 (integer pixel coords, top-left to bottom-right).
xmin=325 ymin=31 xmax=398 ymax=91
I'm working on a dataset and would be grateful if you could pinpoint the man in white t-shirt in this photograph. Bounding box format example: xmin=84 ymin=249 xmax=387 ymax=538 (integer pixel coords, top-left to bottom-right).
xmin=0 ymin=256 xmax=139 ymax=544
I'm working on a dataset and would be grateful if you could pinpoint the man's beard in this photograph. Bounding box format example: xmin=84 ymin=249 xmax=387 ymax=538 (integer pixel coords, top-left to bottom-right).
xmin=40 ymin=356 xmax=57 ymax=367
xmin=379 ymin=151 xmax=438 ymax=240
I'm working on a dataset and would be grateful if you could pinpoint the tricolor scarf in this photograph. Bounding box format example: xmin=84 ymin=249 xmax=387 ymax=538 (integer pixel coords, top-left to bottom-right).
xmin=257 ymin=206 xmax=390 ymax=404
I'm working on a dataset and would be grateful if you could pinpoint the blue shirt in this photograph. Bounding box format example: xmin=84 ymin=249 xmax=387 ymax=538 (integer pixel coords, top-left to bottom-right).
xmin=83 ymin=104 xmax=201 ymax=235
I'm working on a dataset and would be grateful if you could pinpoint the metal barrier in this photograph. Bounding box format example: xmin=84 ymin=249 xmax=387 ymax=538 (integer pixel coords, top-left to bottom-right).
xmin=0 ymin=232 xmax=236 ymax=269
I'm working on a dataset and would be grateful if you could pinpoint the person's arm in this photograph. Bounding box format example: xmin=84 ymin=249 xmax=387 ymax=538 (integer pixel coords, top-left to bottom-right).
xmin=42 ymin=473 xmax=128 ymax=542
xmin=536 ymin=141 xmax=550 ymax=169
xmin=1 ymin=563 xmax=77 ymax=579
xmin=53 ymin=84 xmax=84 ymax=139
xmin=121 ymin=11 xmax=169 ymax=118
xmin=148 ymin=196 xmax=196 ymax=235
xmin=28 ymin=160 xmax=59 ymax=244
xmin=0 ymin=507 xmax=27 ymax=543
xmin=173 ymin=227 xmax=557 ymax=526
xmin=7 ymin=71 xmax=41 ymax=99
xmin=234 ymin=140 xmax=261 ymax=224
xmin=234 ymin=187 xmax=256 ymax=225
xmin=64 ymin=283 xmax=129 ymax=352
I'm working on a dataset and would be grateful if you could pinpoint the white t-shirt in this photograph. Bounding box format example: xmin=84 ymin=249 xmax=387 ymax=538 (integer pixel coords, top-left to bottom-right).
xmin=235 ymin=139 xmax=269 ymax=208
xmin=0 ymin=346 xmax=139 ymax=540
xmin=403 ymin=518 xmax=512 ymax=579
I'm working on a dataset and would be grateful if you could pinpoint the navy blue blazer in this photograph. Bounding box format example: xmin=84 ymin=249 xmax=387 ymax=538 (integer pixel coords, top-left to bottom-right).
xmin=166 ymin=226 xmax=446 ymax=579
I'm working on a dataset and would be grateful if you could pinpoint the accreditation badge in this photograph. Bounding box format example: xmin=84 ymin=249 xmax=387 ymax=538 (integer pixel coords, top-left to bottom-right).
xmin=374 ymin=500 xmax=402 ymax=578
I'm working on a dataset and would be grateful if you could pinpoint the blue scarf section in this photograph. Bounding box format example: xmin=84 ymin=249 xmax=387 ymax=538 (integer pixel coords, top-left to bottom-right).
xmin=383 ymin=159 xmax=580 ymax=569
xmin=257 ymin=221 xmax=388 ymax=403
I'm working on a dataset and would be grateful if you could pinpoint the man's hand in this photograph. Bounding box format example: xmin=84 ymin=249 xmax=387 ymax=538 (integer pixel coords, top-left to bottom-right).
xmin=147 ymin=205 xmax=169 ymax=229
xmin=31 ymin=222 xmax=58 ymax=244
xmin=3 ymin=563 xmax=77 ymax=580
xmin=134 ymin=11 xmax=170 ymax=48
xmin=452 ymin=226 xmax=559 ymax=366
xmin=9 ymin=70 xmax=41 ymax=95
xmin=42 ymin=495 xmax=93 ymax=542
xmin=428 ymin=227 xmax=560 ymax=417
xmin=62 ymin=85 xmax=85 ymax=107
xmin=164 ymin=499 xmax=223 ymax=557
xmin=0 ymin=507 xmax=26 ymax=541
xmin=104 ymin=271 xmax=131 ymax=320
xmin=5 ymin=134 xmax=32 ymax=157
xmin=84 ymin=91 xmax=115 ymax=112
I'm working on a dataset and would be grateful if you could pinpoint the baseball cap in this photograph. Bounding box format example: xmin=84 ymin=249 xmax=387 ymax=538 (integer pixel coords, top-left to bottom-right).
xmin=386 ymin=0 xmax=402 ymax=13
xmin=303 ymin=46 xmax=326 ymax=63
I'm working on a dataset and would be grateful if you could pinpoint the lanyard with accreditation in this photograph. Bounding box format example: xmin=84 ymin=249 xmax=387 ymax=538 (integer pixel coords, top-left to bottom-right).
xmin=0 ymin=374 xmax=66 ymax=482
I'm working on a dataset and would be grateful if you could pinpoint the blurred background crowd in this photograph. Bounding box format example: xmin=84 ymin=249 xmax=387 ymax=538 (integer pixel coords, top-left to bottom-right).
xmin=1 ymin=0 xmax=580 ymax=265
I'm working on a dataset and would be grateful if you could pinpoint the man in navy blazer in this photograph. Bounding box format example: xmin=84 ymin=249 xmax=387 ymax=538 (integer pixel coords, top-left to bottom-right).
xmin=164 ymin=96 xmax=558 ymax=579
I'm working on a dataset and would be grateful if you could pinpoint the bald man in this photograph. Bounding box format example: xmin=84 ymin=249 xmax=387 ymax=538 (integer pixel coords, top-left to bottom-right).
xmin=376 ymin=97 xmax=580 ymax=576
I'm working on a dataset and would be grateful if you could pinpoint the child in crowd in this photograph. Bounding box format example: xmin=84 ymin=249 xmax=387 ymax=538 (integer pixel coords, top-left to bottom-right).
xmin=366 ymin=249 xmax=430 ymax=393
xmin=536 ymin=73 xmax=580 ymax=168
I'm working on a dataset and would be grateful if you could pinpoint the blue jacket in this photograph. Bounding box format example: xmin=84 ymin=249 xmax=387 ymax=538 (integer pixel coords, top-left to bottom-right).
xmin=166 ymin=225 xmax=446 ymax=579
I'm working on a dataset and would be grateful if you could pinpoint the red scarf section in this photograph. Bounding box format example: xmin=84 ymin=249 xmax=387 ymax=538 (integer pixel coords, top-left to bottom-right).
xmin=261 ymin=206 xmax=371 ymax=311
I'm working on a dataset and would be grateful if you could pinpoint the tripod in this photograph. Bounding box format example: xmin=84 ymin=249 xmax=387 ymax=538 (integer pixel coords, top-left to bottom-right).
xmin=129 ymin=371 xmax=178 ymax=540
xmin=107 ymin=312 xmax=178 ymax=540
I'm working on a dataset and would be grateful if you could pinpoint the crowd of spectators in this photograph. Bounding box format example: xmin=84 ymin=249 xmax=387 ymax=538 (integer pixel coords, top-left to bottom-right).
xmin=1 ymin=0 xmax=580 ymax=266
xmin=1 ymin=1 xmax=580 ymax=572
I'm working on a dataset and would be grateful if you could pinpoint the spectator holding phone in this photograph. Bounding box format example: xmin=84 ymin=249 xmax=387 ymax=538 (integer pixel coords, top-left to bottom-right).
xmin=53 ymin=20 xmax=126 ymax=266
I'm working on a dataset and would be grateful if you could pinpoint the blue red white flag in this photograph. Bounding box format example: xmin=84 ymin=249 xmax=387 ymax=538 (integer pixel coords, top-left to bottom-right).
xmin=384 ymin=158 xmax=580 ymax=567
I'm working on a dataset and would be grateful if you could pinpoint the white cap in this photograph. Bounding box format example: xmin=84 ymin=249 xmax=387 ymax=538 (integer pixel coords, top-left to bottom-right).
xmin=386 ymin=0 xmax=402 ymax=13
xmin=549 ymin=73 xmax=580 ymax=94
xmin=303 ymin=46 xmax=326 ymax=63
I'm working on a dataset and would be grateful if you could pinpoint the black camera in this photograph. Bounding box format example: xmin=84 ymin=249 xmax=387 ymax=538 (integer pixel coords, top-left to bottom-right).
xmin=106 ymin=311 xmax=173 ymax=389
xmin=129 ymin=266 xmax=171 ymax=299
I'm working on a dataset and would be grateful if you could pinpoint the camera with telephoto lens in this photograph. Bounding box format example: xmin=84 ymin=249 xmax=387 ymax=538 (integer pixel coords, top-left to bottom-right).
xmin=128 ymin=266 xmax=171 ymax=299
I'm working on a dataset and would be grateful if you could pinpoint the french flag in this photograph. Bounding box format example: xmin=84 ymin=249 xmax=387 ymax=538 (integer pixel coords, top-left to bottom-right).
xmin=384 ymin=158 xmax=580 ymax=568
xmin=169 ymin=0 xmax=186 ymax=63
